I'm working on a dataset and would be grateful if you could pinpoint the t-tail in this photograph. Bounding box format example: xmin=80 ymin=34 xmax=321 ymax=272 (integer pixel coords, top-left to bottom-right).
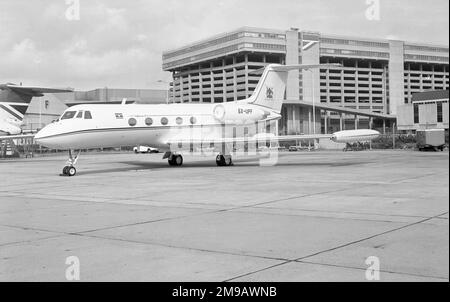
xmin=245 ymin=63 xmax=341 ymax=114
xmin=0 ymin=84 xmax=73 ymax=135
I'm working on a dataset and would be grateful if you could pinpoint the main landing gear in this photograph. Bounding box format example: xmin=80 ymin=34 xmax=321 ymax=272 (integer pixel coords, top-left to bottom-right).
xmin=61 ymin=150 xmax=80 ymax=177
xmin=168 ymin=154 xmax=183 ymax=166
xmin=216 ymin=154 xmax=233 ymax=167
xmin=164 ymin=152 xmax=233 ymax=167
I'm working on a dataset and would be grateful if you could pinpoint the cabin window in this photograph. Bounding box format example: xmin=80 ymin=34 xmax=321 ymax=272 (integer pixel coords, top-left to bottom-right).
xmin=145 ymin=118 xmax=153 ymax=126
xmin=76 ymin=111 xmax=83 ymax=118
xmin=61 ymin=111 xmax=77 ymax=120
xmin=190 ymin=116 xmax=197 ymax=125
xmin=84 ymin=111 xmax=92 ymax=119
xmin=128 ymin=118 xmax=137 ymax=126
xmin=176 ymin=117 xmax=183 ymax=125
xmin=161 ymin=117 xmax=169 ymax=125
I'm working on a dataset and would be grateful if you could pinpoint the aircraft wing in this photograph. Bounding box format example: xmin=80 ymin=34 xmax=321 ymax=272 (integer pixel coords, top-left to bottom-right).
xmin=166 ymin=134 xmax=333 ymax=145
xmin=0 ymin=84 xmax=73 ymax=96
xmin=0 ymin=134 xmax=35 ymax=140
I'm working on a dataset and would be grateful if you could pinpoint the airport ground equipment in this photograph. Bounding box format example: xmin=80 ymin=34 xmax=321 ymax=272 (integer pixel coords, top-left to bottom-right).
xmin=416 ymin=129 xmax=445 ymax=151
xmin=0 ymin=139 xmax=18 ymax=158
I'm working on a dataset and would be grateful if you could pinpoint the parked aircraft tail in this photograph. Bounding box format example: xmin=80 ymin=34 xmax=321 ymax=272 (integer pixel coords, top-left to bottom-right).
xmin=246 ymin=64 xmax=341 ymax=114
xmin=0 ymin=84 xmax=73 ymax=135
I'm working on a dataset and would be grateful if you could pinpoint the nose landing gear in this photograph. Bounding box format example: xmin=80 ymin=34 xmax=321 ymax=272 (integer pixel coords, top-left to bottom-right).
xmin=61 ymin=150 xmax=81 ymax=176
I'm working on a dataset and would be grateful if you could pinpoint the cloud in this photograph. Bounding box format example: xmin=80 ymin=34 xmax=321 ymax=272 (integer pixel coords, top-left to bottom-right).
xmin=0 ymin=0 xmax=448 ymax=90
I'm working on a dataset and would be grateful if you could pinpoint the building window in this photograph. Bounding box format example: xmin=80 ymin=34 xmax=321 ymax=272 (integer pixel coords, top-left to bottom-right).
xmin=128 ymin=118 xmax=137 ymax=126
xmin=437 ymin=102 xmax=443 ymax=123
xmin=145 ymin=118 xmax=153 ymax=126
xmin=161 ymin=117 xmax=169 ymax=125
xmin=413 ymin=104 xmax=419 ymax=124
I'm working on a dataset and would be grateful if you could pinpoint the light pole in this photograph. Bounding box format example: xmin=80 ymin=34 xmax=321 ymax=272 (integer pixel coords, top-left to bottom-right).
xmin=306 ymin=68 xmax=316 ymax=136
xmin=312 ymin=69 xmax=316 ymax=136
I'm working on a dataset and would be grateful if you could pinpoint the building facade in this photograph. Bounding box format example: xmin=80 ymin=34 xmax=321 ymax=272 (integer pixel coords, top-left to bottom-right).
xmin=397 ymin=90 xmax=449 ymax=131
xmin=162 ymin=27 xmax=449 ymax=134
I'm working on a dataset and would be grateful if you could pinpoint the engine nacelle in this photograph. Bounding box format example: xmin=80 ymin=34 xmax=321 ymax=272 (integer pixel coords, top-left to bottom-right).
xmin=331 ymin=129 xmax=380 ymax=143
xmin=213 ymin=104 xmax=268 ymax=124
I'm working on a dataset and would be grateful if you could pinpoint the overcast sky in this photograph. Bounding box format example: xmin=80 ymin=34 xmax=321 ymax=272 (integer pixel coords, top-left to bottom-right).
xmin=0 ymin=0 xmax=448 ymax=90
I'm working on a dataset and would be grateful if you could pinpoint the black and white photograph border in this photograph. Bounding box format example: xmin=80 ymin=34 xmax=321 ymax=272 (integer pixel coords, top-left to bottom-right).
xmin=0 ymin=0 xmax=448 ymax=289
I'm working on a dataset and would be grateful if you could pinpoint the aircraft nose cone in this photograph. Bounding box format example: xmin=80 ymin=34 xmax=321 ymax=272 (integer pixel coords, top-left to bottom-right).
xmin=35 ymin=127 xmax=50 ymax=144
xmin=34 ymin=129 xmax=45 ymax=140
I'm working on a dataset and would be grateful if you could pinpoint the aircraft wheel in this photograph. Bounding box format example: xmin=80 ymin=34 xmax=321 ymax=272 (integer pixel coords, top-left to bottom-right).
xmin=67 ymin=166 xmax=76 ymax=177
xmin=174 ymin=155 xmax=183 ymax=166
xmin=224 ymin=156 xmax=233 ymax=166
xmin=62 ymin=166 xmax=69 ymax=175
xmin=169 ymin=155 xmax=183 ymax=166
xmin=216 ymin=155 xmax=225 ymax=166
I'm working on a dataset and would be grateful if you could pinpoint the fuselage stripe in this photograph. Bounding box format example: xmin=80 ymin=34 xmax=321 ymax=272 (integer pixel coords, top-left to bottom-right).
xmin=37 ymin=124 xmax=240 ymax=140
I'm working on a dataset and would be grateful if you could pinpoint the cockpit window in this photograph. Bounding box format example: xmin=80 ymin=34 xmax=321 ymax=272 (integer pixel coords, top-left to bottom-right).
xmin=84 ymin=111 xmax=92 ymax=119
xmin=61 ymin=111 xmax=77 ymax=120
xmin=76 ymin=111 xmax=83 ymax=118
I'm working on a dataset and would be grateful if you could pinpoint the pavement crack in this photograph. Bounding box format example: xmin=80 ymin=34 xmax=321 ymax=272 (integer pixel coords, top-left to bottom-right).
xmin=297 ymin=260 xmax=449 ymax=281
xmin=295 ymin=211 xmax=449 ymax=262
xmin=224 ymin=211 xmax=448 ymax=282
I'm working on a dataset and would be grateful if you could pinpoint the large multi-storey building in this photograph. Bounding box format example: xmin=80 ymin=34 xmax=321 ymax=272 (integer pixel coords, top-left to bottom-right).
xmin=162 ymin=27 xmax=449 ymax=134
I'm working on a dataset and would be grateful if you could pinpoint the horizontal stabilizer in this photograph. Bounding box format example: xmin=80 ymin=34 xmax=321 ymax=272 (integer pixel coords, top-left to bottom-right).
xmin=270 ymin=64 xmax=342 ymax=72
xmin=0 ymin=84 xmax=73 ymax=97
xmin=249 ymin=64 xmax=342 ymax=75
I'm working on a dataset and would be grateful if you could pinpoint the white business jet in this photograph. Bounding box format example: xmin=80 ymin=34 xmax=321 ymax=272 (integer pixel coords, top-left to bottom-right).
xmin=35 ymin=64 xmax=380 ymax=176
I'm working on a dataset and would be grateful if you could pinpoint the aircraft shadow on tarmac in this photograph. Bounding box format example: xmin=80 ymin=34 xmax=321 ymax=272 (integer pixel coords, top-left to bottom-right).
xmin=76 ymin=157 xmax=370 ymax=176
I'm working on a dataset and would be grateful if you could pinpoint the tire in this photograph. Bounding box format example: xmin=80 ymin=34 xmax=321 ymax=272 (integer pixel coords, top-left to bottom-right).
xmin=216 ymin=155 xmax=226 ymax=166
xmin=68 ymin=166 xmax=76 ymax=177
xmin=62 ymin=166 xmax=69 ymax=175
xmin=169 ymin=155 xmax=183 ymax=166
xmin=224 ymin=156 xmax=232 ymax=166
xmin=175 ymin=155 xmax=183 ymax=166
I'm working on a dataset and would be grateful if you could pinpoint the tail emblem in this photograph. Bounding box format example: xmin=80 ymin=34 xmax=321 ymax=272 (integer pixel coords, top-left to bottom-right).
xmin=266 ymin=87 xmax=274 ymax=100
